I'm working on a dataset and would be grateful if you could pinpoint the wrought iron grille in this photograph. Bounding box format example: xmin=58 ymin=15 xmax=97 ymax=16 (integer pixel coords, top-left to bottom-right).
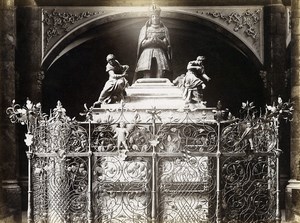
xmin=7 ymin=99 xmax=291 ymax=223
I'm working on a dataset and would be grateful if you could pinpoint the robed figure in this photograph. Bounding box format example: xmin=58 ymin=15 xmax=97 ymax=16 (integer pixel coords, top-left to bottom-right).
xmin=133 ymin=3 xmax=172 ymax=83
xmin=93 ymin=54 xmax=129 ymax=106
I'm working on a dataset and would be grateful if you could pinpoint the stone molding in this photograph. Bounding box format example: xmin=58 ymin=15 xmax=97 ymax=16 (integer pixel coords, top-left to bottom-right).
xmin=1 ymin=180 xmax=21 ymax=222
xmin=41 ymin=6 xmax=264 ymax=65
xmin=192 ymin=6 xmax=263 ymax=63
xmin=285 ymin=179 xmax=300 ymax=221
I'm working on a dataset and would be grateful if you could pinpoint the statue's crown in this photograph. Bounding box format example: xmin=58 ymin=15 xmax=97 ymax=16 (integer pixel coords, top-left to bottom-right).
xmin=149 ymin=3 xmax=161 ymax=16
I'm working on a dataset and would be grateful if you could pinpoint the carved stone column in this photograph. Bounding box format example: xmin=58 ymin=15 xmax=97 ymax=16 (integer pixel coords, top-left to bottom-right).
xmin=16 ymin=5 xmax=42 ymax=103
xmin=286 ymin=0 xmax=300 ymax=222
xmin=15 ymin=2 xmax=42 ymax=213
xmin=264 ymin=1 xmax=290 ymax=211
xmin=264 ymin=1 xmax=288 ymax=102
xmin=0 ymin=0 xmax=22 ymax=222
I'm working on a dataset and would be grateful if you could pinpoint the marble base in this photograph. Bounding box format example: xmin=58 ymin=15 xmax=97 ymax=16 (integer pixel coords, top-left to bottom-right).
xmin=285 ymin=179 xmax=300 ymax=222
xmin=92 ymin=78 xmax=216 ymax=122
xmin=2 ymin=180 xmax=22 ymax=223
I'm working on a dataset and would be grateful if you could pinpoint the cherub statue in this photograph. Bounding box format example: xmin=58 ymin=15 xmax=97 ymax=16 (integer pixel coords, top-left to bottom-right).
xmin=93 ymin=54 xmax=129 ymax=107
xmin=114 ymin=121 xmax=129 ymax=152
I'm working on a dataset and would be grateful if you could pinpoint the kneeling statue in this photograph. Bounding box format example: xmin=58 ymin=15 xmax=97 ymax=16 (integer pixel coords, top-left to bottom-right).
xmin=174 ymin=56 xmax=210 ymax=106
xmin=182 ymin=69 xmax=206 ymax=105
xmin=93 ymin=54 xmax=129 ymax=106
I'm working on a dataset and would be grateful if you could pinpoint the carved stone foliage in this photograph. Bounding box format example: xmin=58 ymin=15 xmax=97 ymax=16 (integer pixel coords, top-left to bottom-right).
xmin=204 ymin=8 xmax=263 ymax=62
xmin=186 ymin=7 xmax=263 ymax=63
xmin=42 ymin=8 xmax=101 ymax=53
xmin=41 ymin=7 xmax=264 ymax=64
xmin=206 ymin=9 xmax=261 ymax=40
xmin=36 ymin=71 xmax=45 ymax=91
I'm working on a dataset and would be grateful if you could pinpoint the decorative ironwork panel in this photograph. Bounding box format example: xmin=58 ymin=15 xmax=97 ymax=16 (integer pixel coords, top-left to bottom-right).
xmin=127 ymin=125 xmax=153 ymax=152
xmin=32 ymin=157 xmax=49 ymax=223
xmin=158 ymin=156 xmax=217 ymax=222
xmin=221 ymin=120 xmax=277 ymax=153
xmin=221 ymin=155 xmax=277 ymax=223
xmin=92 ymin=124 xmax=116 ymax=152
xmin=7 ymin=99 xmax=289 ymax=222
xmin=32 ymin=156 xmax=89 ymax=222
xmin=157 ymin=123 xmax=218 ymax=153
xmin=93 ymin=155 xmax=151 ymax=222
xmin=32 ymin=120 xmax=88 ymax=153
xmin=92 ymin=123 xmax=153 ymax=152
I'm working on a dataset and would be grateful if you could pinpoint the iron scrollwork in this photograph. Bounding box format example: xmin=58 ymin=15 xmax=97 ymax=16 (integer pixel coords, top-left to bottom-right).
xmin=158 ymin=156 xmax=217 ymax=222
xmin=92 ymin=123 xmax=153 ymax=153
xmin=93 ymin=156 xmax=151 ymax=222
xmin=157 ymin=123 xmax=218 ymax=153
xmin=7 ymin=98 xmax=292 ymax=222
xmin=221 ymin=156 xmax=277 ymax=222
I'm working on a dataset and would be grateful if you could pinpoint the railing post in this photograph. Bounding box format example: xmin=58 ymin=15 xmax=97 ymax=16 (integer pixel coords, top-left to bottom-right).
xmin=275 ymin=120 xmax=281 ymax=223
xmin=276 ymin=151 xmax=281 ymax=223
xmin=88 ymin=121 xmax=93 ymax=222
xmin=150 ymin=109 xmax=158 ymax=223
xmin=216 ymin=122 xmax=222 ymax=223
xmin=26 ymin=150 xmax=33 ymax=223
xmin=151 ymin=148 xmax=157 ymax=223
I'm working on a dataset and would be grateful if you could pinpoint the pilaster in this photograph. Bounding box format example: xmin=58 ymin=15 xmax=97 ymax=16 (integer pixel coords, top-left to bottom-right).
xmin=264 ymin=1 xmax=290 ymax=210
xmin=0 ymin=0 xmax=22 ymax=222
xmin=286 ymin=0 xmax=300 ymax=222
xmin=264 ymin=2 xmax=288 ymax=103
xmin=16 ymin=5 xmax=42 ymax=103
xmin=15 ymin=3 xmax=43 ymax=216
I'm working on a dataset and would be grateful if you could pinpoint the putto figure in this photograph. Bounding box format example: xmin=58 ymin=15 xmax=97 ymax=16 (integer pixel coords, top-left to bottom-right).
xmin=134 ymin=3 xmax=172 ymax=82
xmin=93 ymin=54 xmax=129 ymax=107
xmin=114 ymin=121 xmax=129 ymax=152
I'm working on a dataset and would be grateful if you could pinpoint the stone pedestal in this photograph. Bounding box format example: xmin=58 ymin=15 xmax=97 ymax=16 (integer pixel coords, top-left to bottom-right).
xmin=2 ymin=181 xmax=22 ymax=223
xmin=92 ymin=78 xmax=216 ymax=122
xmin=286 ymin=180 xmax=300 ymax=222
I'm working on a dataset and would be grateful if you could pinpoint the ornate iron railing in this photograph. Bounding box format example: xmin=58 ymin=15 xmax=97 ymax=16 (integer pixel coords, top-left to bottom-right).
xmin=6 ymin=99 xmax=293 ymax=223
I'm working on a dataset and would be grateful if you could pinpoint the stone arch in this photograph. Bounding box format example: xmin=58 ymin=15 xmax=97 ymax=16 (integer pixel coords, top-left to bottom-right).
xmin=42 ymin=7 xmax=265 ymax=118
xmin=41 ymin=7 xmax=264 ymax=70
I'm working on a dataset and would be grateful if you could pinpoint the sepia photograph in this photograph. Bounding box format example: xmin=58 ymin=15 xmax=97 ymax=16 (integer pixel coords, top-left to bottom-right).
xmin=0 ymin=0 xmax=299 ymax=222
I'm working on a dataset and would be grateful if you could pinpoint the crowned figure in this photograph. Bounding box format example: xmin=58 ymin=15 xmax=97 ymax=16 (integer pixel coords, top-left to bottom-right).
xmin=133 ymin=3 xmax=172 ymax=82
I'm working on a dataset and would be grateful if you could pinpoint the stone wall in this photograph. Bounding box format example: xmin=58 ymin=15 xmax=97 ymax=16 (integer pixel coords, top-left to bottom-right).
xmin=0 ymin=1 xmax=22 ymax=222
